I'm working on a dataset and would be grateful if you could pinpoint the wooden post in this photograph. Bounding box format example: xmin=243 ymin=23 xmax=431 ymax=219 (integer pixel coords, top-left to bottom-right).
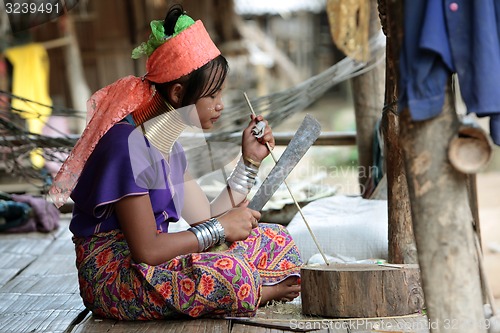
xmin=351 ymin=0 xmax=385 ymax=194
xmin=377 ymin=0 xmax=416 ymax=264
xmin=400 ymin=84 xmax=486 ymax=332
xmin=59 ymin=15 xmax=91 ymax=131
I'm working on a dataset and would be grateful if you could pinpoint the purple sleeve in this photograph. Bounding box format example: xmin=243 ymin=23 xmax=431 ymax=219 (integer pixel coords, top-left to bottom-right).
xmin=71 ymin=124 xmax=151 ymax=218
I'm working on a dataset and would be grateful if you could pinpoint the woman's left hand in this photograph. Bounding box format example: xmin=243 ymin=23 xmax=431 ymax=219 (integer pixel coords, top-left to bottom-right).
xmin=241 ymin=115 xmax=275 ymax=163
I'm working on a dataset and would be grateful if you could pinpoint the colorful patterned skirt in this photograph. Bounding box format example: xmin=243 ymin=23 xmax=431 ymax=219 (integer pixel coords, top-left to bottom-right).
xmin=73 ymin=223 xmax=303 ymax=320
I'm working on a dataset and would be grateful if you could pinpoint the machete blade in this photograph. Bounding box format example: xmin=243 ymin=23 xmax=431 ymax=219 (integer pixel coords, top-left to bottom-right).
xmin=248 ymin=114 xmax=321 ymax=211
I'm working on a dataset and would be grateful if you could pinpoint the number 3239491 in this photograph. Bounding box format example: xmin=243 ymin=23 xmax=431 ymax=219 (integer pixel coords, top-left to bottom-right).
xmin=5 ymin=1 xmax=60 ymax=14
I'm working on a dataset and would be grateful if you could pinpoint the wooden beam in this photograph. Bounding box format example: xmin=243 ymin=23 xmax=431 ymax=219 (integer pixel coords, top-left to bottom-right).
xmin=273 ymin=131 xmax=356 ymax=146
xmin=40 ymin=37 xmax=71 ymax=49
xmin=236 ymin=18 xmax=303 ymax=85
xmin=350 ymin=0 xmax=385 ymax=194
xmin=0 ymin=131 xmax=356 ymax=149
xmin=378 ymin=0 xmax=416 ymax=265
xmin=58 ymin=14 xmax=91 ymax=133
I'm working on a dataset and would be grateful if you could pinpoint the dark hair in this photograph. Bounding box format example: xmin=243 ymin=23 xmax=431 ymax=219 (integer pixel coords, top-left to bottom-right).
xmin=155 ymin=5 xmax=229 ymax=106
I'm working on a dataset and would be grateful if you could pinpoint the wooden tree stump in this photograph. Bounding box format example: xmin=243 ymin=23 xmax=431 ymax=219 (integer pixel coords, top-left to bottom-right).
xmin=301 ymin=264 xmax=424 ymax=318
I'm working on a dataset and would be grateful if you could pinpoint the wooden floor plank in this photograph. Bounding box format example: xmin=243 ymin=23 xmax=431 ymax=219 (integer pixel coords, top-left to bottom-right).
xmin=69 ymin=315 xmax=117 ymax=333
xmin=0 ymin=309 xmax=83 ymax=333
xmin=231 ymin=323 xmax=270 ymax=333
xmin=0 ymin=293 xmax=82 ymax=316
xmin=0 ymin=282 xmax=84 ymax=332
xmin=0 ymin=222 xmax=67 ymax=289
xmin=35 ymin=308 xmax=84 ymax=333
xmin=230 ymin=318 xmax=330 ymax=332
xmin=0 ymin=272 xmax=79 ymax=295
xmin=43 ymin=235 xmax=75 ymax=255
xmin=0 ymin=233 xmax=55 ymax=255
xmin=228 ymin=315 xmax=429 ymax=333
xmin=230 ymin=320 xmax=343 ymax=333
xmin=229 ymin=305 xmax=346 ymax=333
xmin=0 ymin=254 xmax=36 ymax=288
xmin=0 ymin=252 xmax=37 ymax=271
xmin=0 ymin=293 xmax=19 ymax=315
xmin=0 ymin=244 xmax=47 ymax=288
xmin=71 ymin=316 xmax=230 ymax=333
xmin=0 ymin=218 xmax=85 ymax=333
xmin=17 ymin=253 xmax=78 ymax=278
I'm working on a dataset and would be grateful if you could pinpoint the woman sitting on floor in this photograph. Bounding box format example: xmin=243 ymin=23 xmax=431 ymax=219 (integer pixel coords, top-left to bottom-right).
xmin=50 ymin=5 xmax=302 ymax=320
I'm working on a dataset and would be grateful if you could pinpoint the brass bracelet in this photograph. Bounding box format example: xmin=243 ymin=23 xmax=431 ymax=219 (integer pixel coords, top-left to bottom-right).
xmin=243 ymin=155 xmax=261 ymax=168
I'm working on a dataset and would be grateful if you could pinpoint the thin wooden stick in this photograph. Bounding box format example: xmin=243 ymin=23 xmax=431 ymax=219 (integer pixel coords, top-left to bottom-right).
xmin=475 ymin=232 xmax=498 ymax=316
xmin=243 ymin=92 xmax=330 ymax=265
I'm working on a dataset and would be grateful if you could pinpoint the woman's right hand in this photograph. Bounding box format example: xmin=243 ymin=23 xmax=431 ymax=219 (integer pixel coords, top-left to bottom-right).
xmin=217 ymin=200 xmax=261 ymax=242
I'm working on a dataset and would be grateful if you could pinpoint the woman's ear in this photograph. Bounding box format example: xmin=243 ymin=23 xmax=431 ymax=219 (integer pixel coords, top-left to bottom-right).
xmin=168 ymin=83 xmax=185 ymax=107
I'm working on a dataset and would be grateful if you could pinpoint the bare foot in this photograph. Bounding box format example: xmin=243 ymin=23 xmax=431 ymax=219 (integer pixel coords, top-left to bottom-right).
xmin=259 ymin=276 xmax=301 ymax=306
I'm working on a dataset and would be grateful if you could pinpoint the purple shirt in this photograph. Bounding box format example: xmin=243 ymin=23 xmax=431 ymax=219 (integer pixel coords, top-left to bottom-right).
xmin=70 ymin=123 xmax=187 ymax=237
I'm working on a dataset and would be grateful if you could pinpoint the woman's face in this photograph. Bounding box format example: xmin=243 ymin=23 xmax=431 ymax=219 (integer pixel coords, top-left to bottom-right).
xmin=193 ymin=80 xmax=226 ymax=130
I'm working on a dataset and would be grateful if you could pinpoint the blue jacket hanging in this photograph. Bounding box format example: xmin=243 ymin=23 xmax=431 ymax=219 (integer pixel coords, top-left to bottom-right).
xmin=399 ymin=0 xmax=500 ymax=145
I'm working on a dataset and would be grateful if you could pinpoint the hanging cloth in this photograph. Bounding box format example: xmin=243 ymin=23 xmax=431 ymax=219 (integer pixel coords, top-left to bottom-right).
xmin=399 ymin=0 xmax=500 ymax=146
xmin=326 ymin=0 xmax=371 ymax=62
xmin=4 ymin=43 xmax=52 ymax=168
